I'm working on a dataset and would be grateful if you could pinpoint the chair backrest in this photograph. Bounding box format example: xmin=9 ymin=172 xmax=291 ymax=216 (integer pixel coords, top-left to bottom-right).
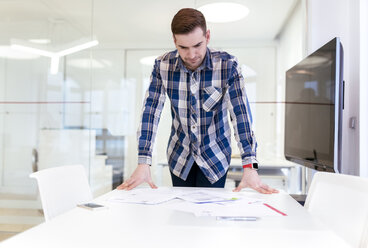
xmin=304 ymin=172 xmax=368 ymax=248
xmin=30 ymin=164 xmax=93 ymax=221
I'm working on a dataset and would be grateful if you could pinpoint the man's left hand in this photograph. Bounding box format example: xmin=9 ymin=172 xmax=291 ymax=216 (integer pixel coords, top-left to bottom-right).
xmin=233 ymin=168 xmax=279 ymax=194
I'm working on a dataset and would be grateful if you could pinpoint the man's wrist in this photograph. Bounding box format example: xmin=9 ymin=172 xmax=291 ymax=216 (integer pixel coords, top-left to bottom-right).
xmin=242 ymin=163 xmax=252 ymax=169
xmin=137 ymin=155 xmax=152 ymax=165
xmin=242 ymin=163 xmax=258 ymax=170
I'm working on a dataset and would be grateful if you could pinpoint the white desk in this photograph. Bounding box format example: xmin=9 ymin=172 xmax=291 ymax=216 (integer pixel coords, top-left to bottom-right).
xmin=0 ymin=188 xmax=351 ymax=248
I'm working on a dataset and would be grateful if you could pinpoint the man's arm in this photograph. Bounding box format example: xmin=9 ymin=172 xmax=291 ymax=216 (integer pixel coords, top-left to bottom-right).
xmin=227 ymin=58 xmax=278 ymax=194
xmin=117 ymin=59 xmax=166 ymax=190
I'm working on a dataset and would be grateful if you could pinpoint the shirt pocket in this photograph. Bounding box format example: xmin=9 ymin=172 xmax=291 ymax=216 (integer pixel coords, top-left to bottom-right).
xmin=202 ymin=86 xmax=223 ymax=112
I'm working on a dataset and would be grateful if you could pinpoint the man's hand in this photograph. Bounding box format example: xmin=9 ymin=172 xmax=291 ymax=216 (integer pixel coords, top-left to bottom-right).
xmin=233 ymin=168 xmax=279 ymax=194
xmin=116 ymin=164 xmax=157 ymax=190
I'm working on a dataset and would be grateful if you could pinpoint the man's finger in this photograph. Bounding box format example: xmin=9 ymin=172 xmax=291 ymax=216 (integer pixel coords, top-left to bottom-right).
xmin=126 ymin=180 xmax=141 ymax=191
xmin=260 ymin=184 xmax=279 ymax=194
xmin=257 ymin=187 xmax=270 ymax=194
xmin=233 ymin=181 xmax=247 ymax=192
xmin=233 ymin=186 xmax=241 ymax=192
xmin=118 ymin=178 xmax=135 ymax=190
xmin=116 ymin=181 xmax=129 ymax=190
xmin=148 ymin=181 xmax=158 ymax=189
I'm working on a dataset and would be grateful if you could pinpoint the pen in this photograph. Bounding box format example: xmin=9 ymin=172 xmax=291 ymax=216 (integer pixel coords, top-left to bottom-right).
xmin=216 ymin=216 xmax=259 ymax=221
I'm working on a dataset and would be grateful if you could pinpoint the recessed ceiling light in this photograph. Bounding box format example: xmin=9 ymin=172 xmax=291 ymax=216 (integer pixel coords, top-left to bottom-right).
xmin=198 ymin=2 xmax=249 ymax=23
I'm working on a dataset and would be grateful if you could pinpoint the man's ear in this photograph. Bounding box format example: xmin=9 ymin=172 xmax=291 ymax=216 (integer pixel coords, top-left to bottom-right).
xmin=206 ymin=30 xmax=210 ymax=44
xmin=172 ymin=34 xmax=177 ymax=44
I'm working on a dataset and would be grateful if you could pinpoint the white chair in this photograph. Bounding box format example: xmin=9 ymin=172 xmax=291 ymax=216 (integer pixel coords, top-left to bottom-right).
xmin=304 ymin=172 xmax=368 ymax=248
xmin=30 ymin=164 xmax=93 ymax=221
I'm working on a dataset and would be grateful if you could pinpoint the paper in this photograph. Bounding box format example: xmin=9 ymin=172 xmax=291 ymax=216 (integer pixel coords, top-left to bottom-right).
xmin=108 ymin=188 xmax=177 ymax=205
xmin=108 ymin=187 xmax=287 ymax=218
xmin=165 ymin=199 xmax=284 ymax=217
xmin=176 ymin=190 xmax=239 ymax=204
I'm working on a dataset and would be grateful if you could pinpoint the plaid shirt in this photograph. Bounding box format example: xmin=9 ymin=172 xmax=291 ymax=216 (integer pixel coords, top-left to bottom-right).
xmin=137 ymin=48 xmax=258 ymax=184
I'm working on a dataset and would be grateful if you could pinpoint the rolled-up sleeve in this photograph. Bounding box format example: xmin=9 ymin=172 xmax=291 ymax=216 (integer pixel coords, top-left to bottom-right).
xmin=227 ymin=58 xmax=258 ymax=167
xmin=137 ymin=59 xmax=166 ymax=165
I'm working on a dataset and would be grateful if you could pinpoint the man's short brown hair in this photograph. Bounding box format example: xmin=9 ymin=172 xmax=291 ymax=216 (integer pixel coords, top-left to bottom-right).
xmin=171 ymin=8 xmax=207 ymax=35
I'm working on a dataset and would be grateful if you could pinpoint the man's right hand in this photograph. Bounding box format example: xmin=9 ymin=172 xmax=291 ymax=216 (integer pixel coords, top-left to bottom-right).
xmin=116 ymin=164 xmax=157 ymax=190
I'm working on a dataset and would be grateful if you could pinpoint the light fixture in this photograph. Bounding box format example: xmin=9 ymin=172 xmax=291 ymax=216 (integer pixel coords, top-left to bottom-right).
xmin=57 ymin=40 xmax=99 ymax=57
xmin=0 ymin=46 xmax=40 ymax=60
xmin=198 ymin=2 xmax=250 ymax=23
xmin=11 ymin=43 xmax=54 ymax=57
xmin=10 ymin=38 xmax=99 ymax=74
xmin=28 ymin=39 xmax=51 ymax=44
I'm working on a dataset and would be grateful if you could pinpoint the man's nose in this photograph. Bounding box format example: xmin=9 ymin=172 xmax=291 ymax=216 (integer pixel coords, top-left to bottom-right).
xmin=188 ymin=48 xmax=196 ymax=59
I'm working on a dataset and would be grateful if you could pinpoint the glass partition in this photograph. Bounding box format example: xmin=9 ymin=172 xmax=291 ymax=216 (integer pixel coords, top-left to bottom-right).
xmin=0 ymin=0 xmax=304 ymax=241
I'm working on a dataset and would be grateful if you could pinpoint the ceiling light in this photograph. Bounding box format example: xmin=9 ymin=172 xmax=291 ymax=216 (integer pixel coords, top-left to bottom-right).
xmin=0 ymin=46 xmax=40 ymax=60
xmin=58 ymin=40 xmax=99 ymax=57
xmin=10 ymin=44 xmax=54 ymax=57
xmin=28 ymin=39 xmax=51 ymax=44
xmin=198 ymin=2 xmax=249 ymax=23
xmin=10 ymin=38 xmax=99 ymax=74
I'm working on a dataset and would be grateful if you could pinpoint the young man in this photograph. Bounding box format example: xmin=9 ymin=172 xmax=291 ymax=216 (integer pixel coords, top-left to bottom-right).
xmin=117 ymin=8 xmax=278 ymax=194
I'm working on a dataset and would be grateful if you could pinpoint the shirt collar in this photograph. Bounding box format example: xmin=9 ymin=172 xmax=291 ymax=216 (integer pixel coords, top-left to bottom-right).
xmin=174 ymin=48 xmax=213 ymax=72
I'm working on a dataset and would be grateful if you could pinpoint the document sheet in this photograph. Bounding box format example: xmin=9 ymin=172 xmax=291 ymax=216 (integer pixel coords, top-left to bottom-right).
xmin=108 ymin=187 xmax=287 ymax=217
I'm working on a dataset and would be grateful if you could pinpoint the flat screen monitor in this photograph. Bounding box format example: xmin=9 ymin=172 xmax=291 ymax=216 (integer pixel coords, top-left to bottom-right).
xmin=284 ymin=37 xmax=344 ymax=173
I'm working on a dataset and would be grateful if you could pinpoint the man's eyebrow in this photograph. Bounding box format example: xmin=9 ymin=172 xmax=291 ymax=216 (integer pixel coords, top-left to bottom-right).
xmin=178 ymin=42 xmax=203 ymax=49
xmin=194 ymin=42 xmax=203 ymax=47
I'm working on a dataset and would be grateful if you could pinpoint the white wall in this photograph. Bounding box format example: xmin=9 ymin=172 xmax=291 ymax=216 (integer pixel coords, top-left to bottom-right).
xmin=307 ymin=0 xmax=360 ymax=176
xmin=360 ymin=0 xmax=368 ymax=178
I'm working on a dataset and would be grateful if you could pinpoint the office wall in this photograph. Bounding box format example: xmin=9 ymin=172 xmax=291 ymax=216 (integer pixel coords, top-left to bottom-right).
xmin=360 ymin=0 xmax=368 ymax=178
xmin=307 ymin=0 xmax=360 ymax=176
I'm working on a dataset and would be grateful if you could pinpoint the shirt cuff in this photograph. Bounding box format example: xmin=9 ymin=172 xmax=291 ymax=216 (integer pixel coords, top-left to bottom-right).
xmin=138 ymin=155 xmax=152 ymax=166
xmin=242 ymin=157 xmax=258 ymax=169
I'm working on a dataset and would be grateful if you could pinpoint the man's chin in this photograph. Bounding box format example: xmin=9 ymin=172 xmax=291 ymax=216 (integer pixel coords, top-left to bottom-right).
xmin=185 ymin=62 xmax=200 ymax=71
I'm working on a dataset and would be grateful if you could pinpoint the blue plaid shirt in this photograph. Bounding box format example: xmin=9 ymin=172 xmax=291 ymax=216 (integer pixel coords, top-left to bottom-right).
xmin=137 ymin=48 xmax=258 ymax=184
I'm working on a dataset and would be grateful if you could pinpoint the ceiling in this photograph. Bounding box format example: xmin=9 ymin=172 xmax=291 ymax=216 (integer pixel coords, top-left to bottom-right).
xmin=0 ymin=0 xmax=299 ymax=49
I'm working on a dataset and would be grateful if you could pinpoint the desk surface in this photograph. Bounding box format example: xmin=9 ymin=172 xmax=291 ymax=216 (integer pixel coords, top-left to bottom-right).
xmin=0 ymin=188 xmax=351 ymax=248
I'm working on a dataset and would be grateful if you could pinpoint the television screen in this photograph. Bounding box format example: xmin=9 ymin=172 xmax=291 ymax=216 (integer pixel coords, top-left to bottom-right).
xmin=284 ymin=37 xmax=344 ymax=172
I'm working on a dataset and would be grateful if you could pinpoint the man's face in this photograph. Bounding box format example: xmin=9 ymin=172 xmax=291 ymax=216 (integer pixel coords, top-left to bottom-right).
xmin=173 ymin=26 xmax=210 ymax=71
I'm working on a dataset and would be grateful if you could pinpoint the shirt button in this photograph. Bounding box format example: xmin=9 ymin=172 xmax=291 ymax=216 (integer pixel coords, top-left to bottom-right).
xmin=192 ymin=125 xmax=196 ymax=129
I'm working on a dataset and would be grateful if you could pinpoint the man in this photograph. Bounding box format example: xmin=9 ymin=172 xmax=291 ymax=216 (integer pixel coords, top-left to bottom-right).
xmin=117 ymin=8 xmax=278 ymax=194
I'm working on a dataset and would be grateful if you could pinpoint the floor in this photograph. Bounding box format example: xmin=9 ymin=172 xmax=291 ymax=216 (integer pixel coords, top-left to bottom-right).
xmin=0 ymin=193 xmax=44 ymax=242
